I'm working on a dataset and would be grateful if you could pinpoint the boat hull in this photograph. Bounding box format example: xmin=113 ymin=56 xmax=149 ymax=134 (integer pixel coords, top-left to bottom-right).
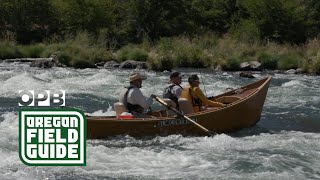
xmin=86 ymin=77 xmax=271 ymax=138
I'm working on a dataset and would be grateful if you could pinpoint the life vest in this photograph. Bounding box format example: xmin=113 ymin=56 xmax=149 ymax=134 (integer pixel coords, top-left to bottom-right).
xmin=163 ymin=84 xmax=183 ymax=108
xmin=123 ymin=86 xmax=144 ymax=114
xmin=189 ymin=87 xmax=202 ymax=112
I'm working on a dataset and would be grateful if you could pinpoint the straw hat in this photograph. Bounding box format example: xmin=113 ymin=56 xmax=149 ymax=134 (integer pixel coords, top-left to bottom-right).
xmin=129 ymin=72 xmax=147 ymax=82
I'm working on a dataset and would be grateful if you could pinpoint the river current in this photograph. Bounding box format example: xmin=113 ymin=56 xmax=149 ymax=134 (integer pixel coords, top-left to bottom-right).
xmin=0 ymin=62 xmax=319 ymax=179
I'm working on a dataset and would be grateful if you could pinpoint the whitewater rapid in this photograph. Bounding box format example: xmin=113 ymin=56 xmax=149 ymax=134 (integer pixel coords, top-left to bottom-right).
xmin=0 ymin=62 xmax=319 ymax=179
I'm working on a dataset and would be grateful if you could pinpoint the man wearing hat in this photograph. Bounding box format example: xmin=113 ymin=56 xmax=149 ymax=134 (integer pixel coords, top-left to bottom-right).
xmin=162 ymin=72 xmax=184 ymax=107
xmin=119 ymin=72 xmax=153 ymax=116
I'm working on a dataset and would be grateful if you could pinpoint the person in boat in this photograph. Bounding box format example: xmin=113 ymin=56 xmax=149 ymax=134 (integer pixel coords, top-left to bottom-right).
xmin=181 ymin=74 xmax=225 ymax=113
xmin=119 ymin=72 xmax=153 ymax=117
xmin=162 ymin=71 xmax=184 ymax=107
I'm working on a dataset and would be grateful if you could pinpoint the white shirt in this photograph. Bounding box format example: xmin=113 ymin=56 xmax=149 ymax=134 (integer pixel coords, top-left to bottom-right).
xmin=119 ymin=85 xmax=153 ymax=109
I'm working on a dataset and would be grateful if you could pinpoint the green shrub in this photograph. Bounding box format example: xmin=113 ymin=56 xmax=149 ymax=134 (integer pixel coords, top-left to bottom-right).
xmin=89 ymin=49 xmax=114 ymax=63
xmin=155 ymin=35 xmax=217 ymax=69
xmin=277 ymin=54 xmax=300 ymax=70
xmin=313 ymin=58 xmax=320 ymax=75
xmin=191 ymin=32 xmax=219 ymax=50
xmin=230 ymin=20 xmax=260 ymax=44
xmin=19 ymin=44 xmax=45 ymax=58
xmin=40 ymin=33 xmax=113 ymax=68
xmin=148 ymin=54 xmax=174 ymax=71
xmin=0 ymin=41 xmax=22 ymax=59
xmin=156 ymin=38 xmax=175 ymax=52
xmin=221 ymin=57 xmax=240 ymax=71
xmin=57 ymin=52 xmax=72 ymax=66
xmin=67 ymin=32 xmax=93 ymax=48
xmin=127 ymin=48 xmax=148 ymax=61
xmin=258 ymin=52 xmax=278 ymax=70
xmin=117 ymin=46 xmax=148 ymax=62
xmin=174 ymin=46 xmax=207 ymax=68
xmin=239 ymin=49 xmax=258 ymax=62
xmin=116 ymin=46 xmax=130 ymax=61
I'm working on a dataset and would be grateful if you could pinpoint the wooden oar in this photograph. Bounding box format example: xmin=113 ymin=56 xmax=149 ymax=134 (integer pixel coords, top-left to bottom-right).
xmin=151 ymin=94 xmax=216 ymax=136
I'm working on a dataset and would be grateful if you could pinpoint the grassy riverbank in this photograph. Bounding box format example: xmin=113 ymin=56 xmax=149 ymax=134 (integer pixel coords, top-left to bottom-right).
xmin=1 ymin=32 xmax=320 ymax=74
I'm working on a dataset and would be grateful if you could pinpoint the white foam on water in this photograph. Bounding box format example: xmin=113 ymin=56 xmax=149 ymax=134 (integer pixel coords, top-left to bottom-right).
xmin=201 ymin=81 xmax=236 ymax=97
xmin=76 ymin=132 xmax=320 ymax=179
xmin=0 ymin=65 xmax=129 ymax=98
xmin=0 ymin=110 xmax=320 ymax=179
xmin=86 ymin=106 xmax=116 ymax=116
xmin=281 ymin=80 xmax=307 ymax=88
xmin=0 ymin=112 xmax=22 ymax=179
xmin=0 ymin=63 xmax=254 ymax=101
xmin=265 ymin=76 xmax=320 ymax=116
xmin=1 ymin=63 xmax=320 ymax=179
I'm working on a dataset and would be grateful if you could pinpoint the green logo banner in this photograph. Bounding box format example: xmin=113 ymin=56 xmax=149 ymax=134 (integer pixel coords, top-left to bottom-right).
xmin=19 ymin=109 xmax=86 ymax=166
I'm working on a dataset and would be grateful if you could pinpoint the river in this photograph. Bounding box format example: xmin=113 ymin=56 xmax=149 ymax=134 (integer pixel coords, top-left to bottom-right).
xmin=0 ymin=62 xmax=319 ymax=179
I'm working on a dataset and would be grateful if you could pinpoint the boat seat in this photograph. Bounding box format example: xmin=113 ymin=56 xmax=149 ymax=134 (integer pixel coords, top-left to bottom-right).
xmin=162 ymin=98 xmax=177 ymax=116
xmin=178 ymin=98 xmax=193 ymax=114
xmin=215 ymin=96 xmax=241 ymax=104
xmin=114 ymin=102 xmax=128 ymax=118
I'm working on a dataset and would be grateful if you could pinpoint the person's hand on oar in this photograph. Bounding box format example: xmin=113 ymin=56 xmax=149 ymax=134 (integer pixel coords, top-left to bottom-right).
xmin=151 ymin=94 xmax=217 ymax=136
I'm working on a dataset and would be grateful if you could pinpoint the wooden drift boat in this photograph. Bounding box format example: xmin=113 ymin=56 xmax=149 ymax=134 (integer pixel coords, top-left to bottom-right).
xmin=87 ymin=76 xmax=272 ymax=138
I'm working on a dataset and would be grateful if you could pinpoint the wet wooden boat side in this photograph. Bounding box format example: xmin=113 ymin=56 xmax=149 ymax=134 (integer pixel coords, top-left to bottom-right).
xmin=86 ymin=77 xmax=272 ymax=138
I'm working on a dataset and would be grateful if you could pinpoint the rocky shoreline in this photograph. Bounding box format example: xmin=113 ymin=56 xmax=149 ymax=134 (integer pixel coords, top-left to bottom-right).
xmin=1 ymin=56 xmax=317 ymax=77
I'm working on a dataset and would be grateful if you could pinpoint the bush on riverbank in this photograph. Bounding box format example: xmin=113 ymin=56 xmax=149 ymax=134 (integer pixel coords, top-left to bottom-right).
xmin=0 ymin=41 xmax=22 ymax=59
xmin=116 ymin=45 xmax=148 ymax=62
xmin=1 ymin=32 xmax=320 ymax=74
xmin=41 ymin=33 xmax=114 ymax=68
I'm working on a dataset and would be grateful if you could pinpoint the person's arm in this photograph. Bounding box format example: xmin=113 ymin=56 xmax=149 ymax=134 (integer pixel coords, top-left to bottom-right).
xmin=130 ymin=88 xmax=153 ymax=109
xmin=194 ymin=87 xmax=225 ymax=107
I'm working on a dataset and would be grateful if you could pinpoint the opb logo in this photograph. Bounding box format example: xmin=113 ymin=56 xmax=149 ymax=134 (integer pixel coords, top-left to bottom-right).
xmin=18 ymin=90 xmax=65 ymax=107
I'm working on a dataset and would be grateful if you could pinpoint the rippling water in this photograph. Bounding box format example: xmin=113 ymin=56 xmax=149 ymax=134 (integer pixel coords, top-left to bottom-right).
xmin=0 ymin=62 xmax=319 ymax=179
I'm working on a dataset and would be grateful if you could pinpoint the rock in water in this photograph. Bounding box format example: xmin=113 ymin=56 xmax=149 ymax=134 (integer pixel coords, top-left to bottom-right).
xmin=240 ymin=72 xmax=255 ymax=78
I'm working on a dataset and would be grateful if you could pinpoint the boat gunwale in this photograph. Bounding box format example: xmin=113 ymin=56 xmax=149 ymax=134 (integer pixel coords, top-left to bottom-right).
xmin=192 ymin=76 xmax=271 ymax=116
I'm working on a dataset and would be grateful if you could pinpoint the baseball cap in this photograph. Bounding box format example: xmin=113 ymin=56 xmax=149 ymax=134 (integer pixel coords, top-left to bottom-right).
xmin=170 ymin=72 xmax=183 ymax=79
